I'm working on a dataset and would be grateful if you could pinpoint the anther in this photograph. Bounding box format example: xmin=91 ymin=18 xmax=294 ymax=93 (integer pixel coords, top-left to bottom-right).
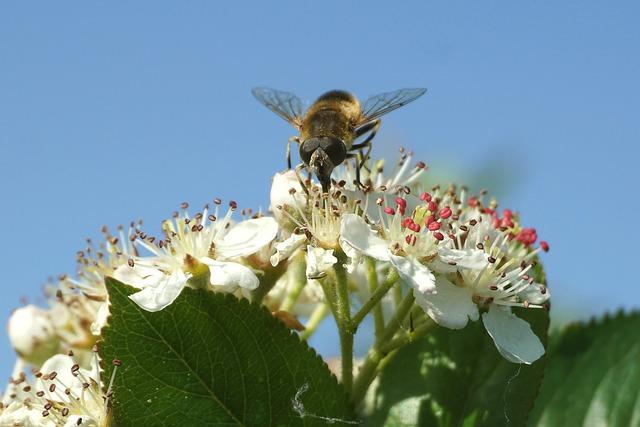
xmin=427 ymin=221 xmax=441 ymax=231
xmin=439 ymin=206 xmax=452 ymax=219
xmin=180 ymin=202 xmax=189 ymax=209
xmin=128 ymin=259 xmax=134 ymax=268
xmin=229 ymin=200 xmax=238 ymax=210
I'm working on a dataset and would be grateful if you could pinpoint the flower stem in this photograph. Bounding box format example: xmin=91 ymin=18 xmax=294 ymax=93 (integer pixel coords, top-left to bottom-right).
xmin=279 ymin=255 xmax=306 ymax=312
xmin=299 ymin=303 xmax=329 ymax=341
xmin=250 ymin=262 xmax=286 ymax=303
xmin=351 ymin=268 xmax=399 ymax=331
xmin=333 ymin=257 xmax=353 ymax=393
xmin=351 ymin=290 xmax=416 ymax=405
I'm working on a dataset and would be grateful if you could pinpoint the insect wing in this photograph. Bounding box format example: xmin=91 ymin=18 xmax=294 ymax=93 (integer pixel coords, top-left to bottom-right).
xmin=359 ymin=88 xmax=427 ymax=125
xmin=251 ymin=87 xmax=304 ymax=128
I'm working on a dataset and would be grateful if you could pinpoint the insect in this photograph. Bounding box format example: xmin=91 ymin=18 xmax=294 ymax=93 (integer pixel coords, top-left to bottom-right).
xmin=252 ymin=87 xmax=427 ymax=193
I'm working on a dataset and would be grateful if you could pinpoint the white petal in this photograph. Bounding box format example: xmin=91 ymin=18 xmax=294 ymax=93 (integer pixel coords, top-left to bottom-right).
xmin=270 ymin=233 xmax=307 ymax=266
xmin=482 ymin=305 xmax=545 ymax=364
xmin=389 ymin=254 xmax=436 ymax=294
xmin=200 ymin=258 xmax=259 ymax=292
xmin=7 ymin=305 xmax=58 ymax=364
xmin=90 ymin=302 xmax=110 ymax=336
xmin=217 ymin=217 xmax=279 ymax=259
xmin=340 ymin=238 xmax=362 ymax=273
xmin=339 ymin=214 xmax=390 ymax=261
xmin=414 ymin=276 xmax=478 ymax=329
xmin=270 ymin=170 xmax=308 ymax=224
xmin=113 ymin=264 xmax=165 ymax=289
xmin=438 ymin=248 xmax=489 ymax=270
xmin=40 ymin=355 xmax=84 ymax=402
xmin=0 ymin=402 xmax=45 ymax=426
xmin=128 ymin=270 xmax=188 ymax=312
xmin=305 ymin=246 xmax=337 ymax=279
xmin=518 ymin=283 xmax=550 ymax=305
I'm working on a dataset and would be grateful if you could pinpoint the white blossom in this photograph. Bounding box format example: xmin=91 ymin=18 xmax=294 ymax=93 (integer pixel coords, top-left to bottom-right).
xmin=114 ymin=203 xmax=278 ymax=311
xmin=8 ymin=305 xmax=60 ymax=366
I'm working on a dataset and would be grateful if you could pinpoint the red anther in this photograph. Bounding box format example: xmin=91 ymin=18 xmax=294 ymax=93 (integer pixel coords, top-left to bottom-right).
xmin=420 ymin=192 xmax=432 ymax=202
xmin=384 ymin=207 xmax=396 ymax=215
xmin=501 ymin=217 xmax=514 ymax=228
xmin=428 ymin=201 xmax=437 ymax=212
xmin=483 ymin=208 xmax=495 ymax=215
xmin=433 ymin=232 xmax=445 ymax=241
xmin=399 ymin=207 xmax=406 ymax=216
xmin=405 ymin=234 xmax=414 ymax=245
xmin=416 ymin=161 xmax=427 ymax=169
xmin=425 ymin=214 xmax=436 ymax=225
xmin=439 ymin=206 xmax=452 ymax=219
xmin=401 ymin=217 xmax=413 ymax=228
xmin=492 ymin=217 xmax=501 ymax=228
xmin=468 ymin=196 xmax=478 ymax=207
xmin=540 ymin=241 xmax=550 ymax=252
xmin=515 ymin=228 xmax=538 ymax=246
xmin=408 ymin=222 xmax=421 ymax=232
xmin=503 ymin=209 xmax=513 ymax=218
xmin=427 ymin=221 xmax=441 ymax=231
xmin=395 ymin=197 xmax=407 ymax=209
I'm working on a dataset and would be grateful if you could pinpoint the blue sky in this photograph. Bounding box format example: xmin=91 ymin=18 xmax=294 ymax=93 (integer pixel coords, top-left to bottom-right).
xmin=1 ymin=2 xmax=638 ymax=377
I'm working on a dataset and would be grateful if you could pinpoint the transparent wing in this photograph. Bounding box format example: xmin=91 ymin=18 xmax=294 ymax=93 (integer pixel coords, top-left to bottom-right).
xmin=359 ymin=88 xmax=427 ymax=125
xmin=251 ymin=87 xmax=304 ymax=128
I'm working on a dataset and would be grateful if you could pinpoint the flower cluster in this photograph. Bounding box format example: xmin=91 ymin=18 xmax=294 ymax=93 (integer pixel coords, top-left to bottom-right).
xmin=2 ymin=148 xmax=551 ymax=422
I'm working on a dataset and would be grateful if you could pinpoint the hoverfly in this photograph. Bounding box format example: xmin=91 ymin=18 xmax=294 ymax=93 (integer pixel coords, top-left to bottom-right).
xmin=252 ymin=87 xmax=427 ymax=193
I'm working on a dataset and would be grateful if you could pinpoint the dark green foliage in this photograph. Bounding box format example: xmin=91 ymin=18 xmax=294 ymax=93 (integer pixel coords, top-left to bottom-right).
xmin=100 ymin=278 xmax=356 ymax=426
xmin=363 ymin=308 xmax=549 ymax=427
xmin=530 ymin=311 xmax=640 ymax=427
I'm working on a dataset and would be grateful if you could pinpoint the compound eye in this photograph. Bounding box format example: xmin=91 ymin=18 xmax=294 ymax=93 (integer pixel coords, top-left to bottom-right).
xmin=322 ymin=138 xmax=347 ymax=166
xmin=299 ymin=140 xmax=316 ymax=165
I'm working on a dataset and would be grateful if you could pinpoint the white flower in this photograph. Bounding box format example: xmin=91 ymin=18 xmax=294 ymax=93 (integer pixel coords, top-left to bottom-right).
xmin=305 ymin=246 xmax=337 ymax=280
xmin=270 ymin=170 xmax=308 ymax=227
xmin=1 ymin=354 xmax=110 ymax=426
xmin=8 ymin=305 xmax=60 ymax=366
xmin=269 ymin=233 xmax=306 ymax=267
xmin=339 ymin=213 xmax=437 ymax=295
xmin=412 ymin=193 xmax=550 ymax=363
xmin=114 ymin=203 xmax=278 ymax=311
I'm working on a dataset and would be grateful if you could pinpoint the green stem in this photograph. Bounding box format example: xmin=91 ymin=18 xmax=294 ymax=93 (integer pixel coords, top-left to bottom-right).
xmin=351 ymin=268 xmax=399 ymax=330
xmin=299 ymin=303 xmax=329 ymax=340
xmin=379 ymin=319 xmax=435 ymax=354
xmin=333 ymin=258 xmax=353 ymax=393
xmin=352 ymin=291 xmax=416 ymax=405
xmin=250 ymin=262 xmax=285 ymax=303
xmin=367 ymin=258 xmax=384 ymax=336
xmin=279 ymin=256 xmax=306 ymax=312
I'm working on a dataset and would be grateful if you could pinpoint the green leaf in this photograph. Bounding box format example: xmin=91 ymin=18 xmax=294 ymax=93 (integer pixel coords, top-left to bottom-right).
xmin=529 ymin=311 xmax=640 ymax=427
xmin=363 ymin=307 xmax=549 ymax=427
xmin=99 ymin=278 xmax=356 ymax=426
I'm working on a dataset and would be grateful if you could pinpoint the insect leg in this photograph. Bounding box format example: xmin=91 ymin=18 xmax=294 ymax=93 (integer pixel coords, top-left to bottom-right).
xmin=346 ymin=153 xmax=365 ymax=190
xmin=353 ymin=119 xmax=381 ymax=147
xmin=287 ymin=136 xmax=300 ymax=170
xmin=294 ymin=163 xmax=311 ymax=196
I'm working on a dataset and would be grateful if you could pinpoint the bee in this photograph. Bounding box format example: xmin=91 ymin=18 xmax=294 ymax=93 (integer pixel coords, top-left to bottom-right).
xmin=252 ymin=87 xmax=427 ymax=193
